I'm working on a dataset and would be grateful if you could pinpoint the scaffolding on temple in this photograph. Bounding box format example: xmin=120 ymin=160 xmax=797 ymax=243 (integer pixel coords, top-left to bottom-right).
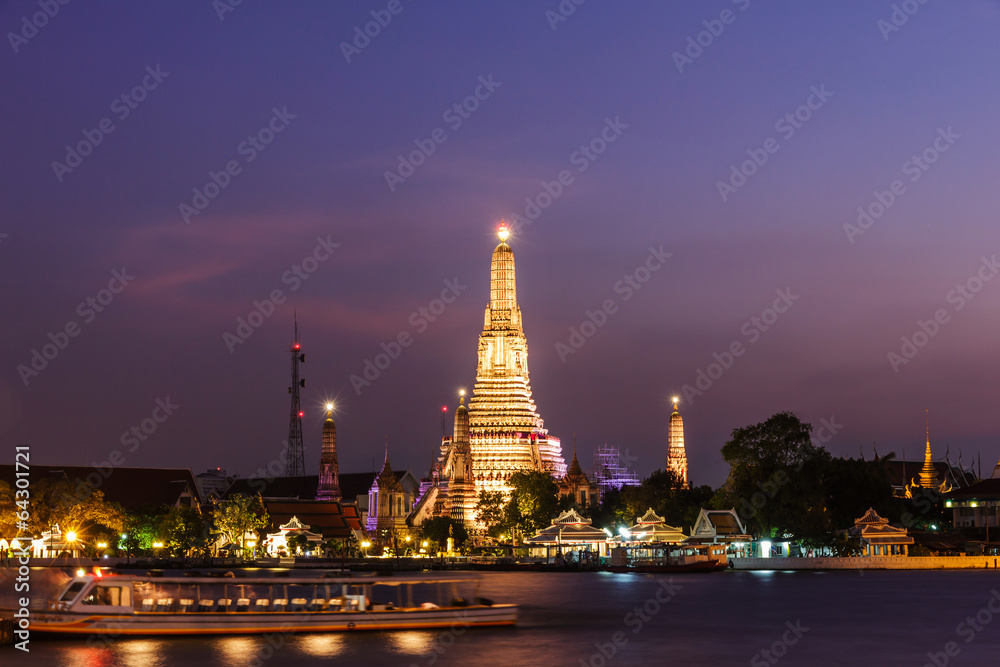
xmin=592 ymin=444 xmax=641 ymax=491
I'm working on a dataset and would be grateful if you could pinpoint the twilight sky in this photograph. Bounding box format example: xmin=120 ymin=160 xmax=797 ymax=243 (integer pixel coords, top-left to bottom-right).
xmin=3 ymin=1 xmax=1000 ymax=488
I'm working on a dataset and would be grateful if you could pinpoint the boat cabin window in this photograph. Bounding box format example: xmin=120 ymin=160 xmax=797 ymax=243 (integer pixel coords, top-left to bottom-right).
xmin=59 ymin=582 xmax=87 ymax=602
xmin=81 ymin=586 xmax=123 ymax=606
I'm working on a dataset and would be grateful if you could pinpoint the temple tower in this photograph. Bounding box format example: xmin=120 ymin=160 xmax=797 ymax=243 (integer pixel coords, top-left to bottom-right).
xmin=667 ymin=397 xmax=688 ymax=485
xmin=447 ymin=392 xmax=474 ymax=522
xmin=315 ymin=403 xmax=342 ymax=501
xmin=468 ymin=224 xmax=566 ymax=503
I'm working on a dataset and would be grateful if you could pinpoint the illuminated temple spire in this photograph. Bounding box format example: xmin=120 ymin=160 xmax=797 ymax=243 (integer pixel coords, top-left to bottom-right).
xmin=918 ymin=409 xmax=938 ymax=489
xmin=315 ymin=402 xmax=341 ymax=501
xmin=467 ymin=223 xmax=566 ymax=507
xmin=666 ymin=396 xmax=688 ymax=486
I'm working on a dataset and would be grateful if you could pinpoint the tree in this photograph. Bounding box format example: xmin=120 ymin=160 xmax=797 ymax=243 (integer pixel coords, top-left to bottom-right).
xmin=160 ymin=505 xmax=207 ymax=556
xmin=15 ymin=477 xmax=126 ymax=540
xmin=719 ymin=411 xmax=830 ymax=539
xmin=213 ymin=494 xmax=269 ymax=555
xmin=475 ymin=491 xmax=507 ymax=538
xmin=506 ymin=470 xmax=560 ymax=541
xmin=420 ymin=517 xmax=469 ymax=551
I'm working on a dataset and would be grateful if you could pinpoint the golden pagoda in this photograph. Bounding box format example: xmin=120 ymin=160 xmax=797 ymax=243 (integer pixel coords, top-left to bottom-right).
xmin=906 ymin=411 xmax=952 ymax=497
xmin=666 ymin=396 xmax=688 ymax=486
xmin=468 ymin=223 xmax=566 ymax=501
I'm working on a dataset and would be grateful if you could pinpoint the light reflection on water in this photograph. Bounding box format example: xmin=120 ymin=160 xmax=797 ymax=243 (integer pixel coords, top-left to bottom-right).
xmin=113 ymin=639 xmax=170 ymax=666
xmin=385 ymin=630 xmax=434 ymax=655
xmin=296 ymin=633 xmax=347 ymax=657
xmin=215 ymin=636 xmax=260 ymax=667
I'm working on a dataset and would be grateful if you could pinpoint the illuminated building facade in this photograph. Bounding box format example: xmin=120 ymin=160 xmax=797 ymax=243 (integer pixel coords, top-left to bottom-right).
xmin=468 ymin=224 xmax=566 ymax=500
xmin=366 ymin=447 xmax=413 ymax=534
xmin=666 ymin=397 xmax=688 ymax=486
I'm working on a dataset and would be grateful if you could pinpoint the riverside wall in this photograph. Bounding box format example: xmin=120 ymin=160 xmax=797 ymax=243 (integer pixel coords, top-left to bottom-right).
xmin=731 ymin=556 xmax=1000 ymax=571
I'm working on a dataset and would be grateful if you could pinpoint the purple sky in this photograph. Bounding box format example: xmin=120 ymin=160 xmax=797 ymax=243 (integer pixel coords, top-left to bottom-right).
xmin=3 ymin=1 xmax=1000 ymax=488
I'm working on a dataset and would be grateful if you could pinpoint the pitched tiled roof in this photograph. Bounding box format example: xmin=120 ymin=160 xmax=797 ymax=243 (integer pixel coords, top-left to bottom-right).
xmin=262 ymin=500 xmax=362 ymax=538
xmin=0 ymin=464 xmax=200 ymax=511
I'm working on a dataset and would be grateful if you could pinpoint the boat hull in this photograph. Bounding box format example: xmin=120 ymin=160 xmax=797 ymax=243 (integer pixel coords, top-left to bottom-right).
xmin=30 ymin=604 xmax=517 ymax=636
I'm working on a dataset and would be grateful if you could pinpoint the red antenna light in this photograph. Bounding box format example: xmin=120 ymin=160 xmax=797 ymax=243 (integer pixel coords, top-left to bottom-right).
xmin=294 ymin=343 xmax=300 ymax=350
xmin=298 ymin=411 xmax=304 ymax=418
xmin=442 ymin=406 xmax=447 ymax=412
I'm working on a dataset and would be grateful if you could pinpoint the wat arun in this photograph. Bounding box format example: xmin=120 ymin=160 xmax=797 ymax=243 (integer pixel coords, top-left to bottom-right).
xmin=410 ymin=224 xmax=566 ymax=527
xmin=467 ymin=224 xmax=567 ymax=496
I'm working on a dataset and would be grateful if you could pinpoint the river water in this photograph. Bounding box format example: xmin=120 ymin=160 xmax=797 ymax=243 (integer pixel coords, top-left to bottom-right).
xmin=4 ymin=569 xmax=1000 ymax=666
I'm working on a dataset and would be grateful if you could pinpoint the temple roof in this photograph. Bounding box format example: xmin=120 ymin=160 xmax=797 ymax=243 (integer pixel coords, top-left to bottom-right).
xmin=636 ymin=508 xmax=665 ymax=525
xmin=854 ymin=508 xmax=889 ymax=527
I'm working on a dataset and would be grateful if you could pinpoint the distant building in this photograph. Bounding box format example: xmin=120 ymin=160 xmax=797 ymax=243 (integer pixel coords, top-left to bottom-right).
xmin=557 ymin=444 xmax=601 ymax=509
xmin=849 ymin=508 xmax=913 ymax=556
xmin=625 ymin=508 xmax=686 ymax=544
xmin=315 ymin=404 xmax=342 ymax=501
xmin=592 ymin=444 xmax=640 ymax=491
xmin=195 ymin=467 xmax=231 ymax=502
xmin=666 ymin=398 xmax=688 ymax=486
xmin=366 ymin=447 xmax=415 ymax=534
xmin=945 ymin=475 xmax=1000 ymax=529
xmin=686 ymin=508 xmax=751 ymax=551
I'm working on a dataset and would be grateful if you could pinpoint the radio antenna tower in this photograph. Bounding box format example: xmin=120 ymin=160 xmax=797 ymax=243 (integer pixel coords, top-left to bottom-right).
xmin=285 ymin=316 xmax=306 ymax=476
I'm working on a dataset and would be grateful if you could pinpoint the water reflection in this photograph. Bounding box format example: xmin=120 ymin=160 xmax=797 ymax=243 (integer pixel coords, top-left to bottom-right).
xmin=216 ymin=636 xmax=261 ymax=666
xmin=386 ymin=630 xmax=434 ymax=654
xmin=295 ymin=634 xmax=346 ymax=657
xmin=59 ymin=646 xmax=114 ymax=667
xmin=113 ymin=639 xmax=170 ymax=667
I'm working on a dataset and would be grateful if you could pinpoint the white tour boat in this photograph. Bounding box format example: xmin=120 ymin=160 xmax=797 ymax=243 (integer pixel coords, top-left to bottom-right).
xmin=31 ymin=573 xmax=517 ymax=636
